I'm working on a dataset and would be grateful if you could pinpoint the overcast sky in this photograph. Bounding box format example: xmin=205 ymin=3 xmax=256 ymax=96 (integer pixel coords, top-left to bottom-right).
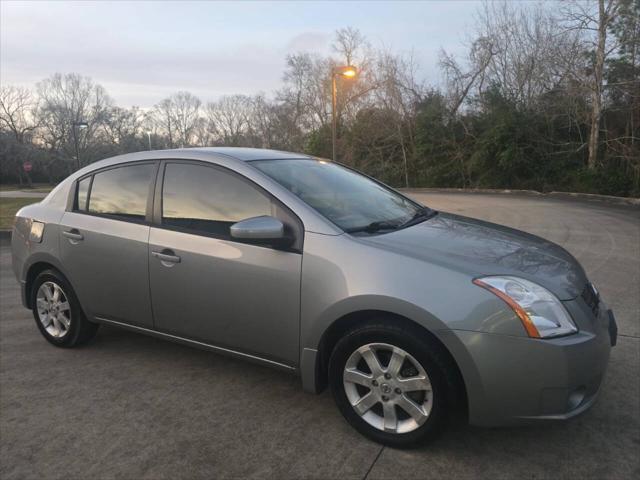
xmin=1 ymin=1 xmax=481 ymax=108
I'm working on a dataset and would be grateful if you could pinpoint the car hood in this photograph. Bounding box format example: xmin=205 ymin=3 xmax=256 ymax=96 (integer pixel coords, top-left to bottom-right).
xmin=361 ymin=212 xmax=587 ymax=300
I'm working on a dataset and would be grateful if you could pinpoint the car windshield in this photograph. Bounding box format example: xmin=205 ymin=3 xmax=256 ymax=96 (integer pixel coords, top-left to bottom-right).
xmin=251 ymin=159 xmax=426 ymax=233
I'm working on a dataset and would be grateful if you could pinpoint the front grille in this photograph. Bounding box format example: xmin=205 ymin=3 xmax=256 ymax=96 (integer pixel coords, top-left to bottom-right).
xmin=581 ymin=283 xmax=600 ymax=318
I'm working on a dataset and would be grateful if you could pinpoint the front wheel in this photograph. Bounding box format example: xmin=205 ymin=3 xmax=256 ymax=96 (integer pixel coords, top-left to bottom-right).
xmin=31 ymin=269 xmax=99 ymax=347
xmin=329 ymin=322 xmax=458 ymax=447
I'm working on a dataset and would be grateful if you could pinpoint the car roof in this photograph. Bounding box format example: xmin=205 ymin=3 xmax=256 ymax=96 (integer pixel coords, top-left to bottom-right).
xmin=185 ymin=147 xmax=314 ymax=161
xmin=75 ymin=147 xmax=315 ymax=172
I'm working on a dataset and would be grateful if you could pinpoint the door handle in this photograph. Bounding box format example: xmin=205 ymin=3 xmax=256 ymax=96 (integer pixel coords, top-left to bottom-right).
xmin=151 ymin=249 xmax=181 ymax=264
xmin=63 ymin=229 xmax=84 ymax=241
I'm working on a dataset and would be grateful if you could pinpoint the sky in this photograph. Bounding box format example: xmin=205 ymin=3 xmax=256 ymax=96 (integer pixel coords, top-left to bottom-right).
xmin=1 ymin=0 xmax=481 ymax=108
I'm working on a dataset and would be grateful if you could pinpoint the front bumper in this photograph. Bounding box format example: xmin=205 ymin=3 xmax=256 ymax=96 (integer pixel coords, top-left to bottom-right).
xmin=440 ymin=300 xmax=615 ymax=427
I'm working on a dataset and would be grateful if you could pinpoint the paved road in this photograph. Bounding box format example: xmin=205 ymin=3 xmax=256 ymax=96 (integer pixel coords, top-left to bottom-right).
xmin=1 ymin=193 xmax=638 ymax=479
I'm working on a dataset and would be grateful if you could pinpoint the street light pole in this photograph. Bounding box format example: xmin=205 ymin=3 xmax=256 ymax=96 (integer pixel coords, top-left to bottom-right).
xmin=331 ymin=65 xmax=357 ymax=162
xmin=72 ymin=125 xmax=80 ymax=171
xmin=72 ymin=122 xmax=88 ymax=171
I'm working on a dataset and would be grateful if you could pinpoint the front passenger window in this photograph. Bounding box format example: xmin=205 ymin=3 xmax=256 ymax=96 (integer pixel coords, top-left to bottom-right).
xmin=162 ymin=163 xmax=273 ymax=237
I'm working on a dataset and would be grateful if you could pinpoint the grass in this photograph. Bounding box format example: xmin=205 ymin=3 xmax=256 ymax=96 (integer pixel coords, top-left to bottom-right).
xmin=0 ymin=198 xmax=42 ymax=230
xmin=0 ymin=183 xmax=54 ymax=193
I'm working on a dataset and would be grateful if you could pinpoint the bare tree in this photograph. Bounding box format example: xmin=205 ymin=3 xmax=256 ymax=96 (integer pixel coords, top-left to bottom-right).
xmin=152 ymin=91 xmax=201 ymax=148
xmin=0 ymin=86 xmax=39 ymax=185
xmin=246 ymin=94 xmax=277 ymax=148
xmin=470 ymin=1 xmax=585 ymax=109
xmin=205 ymin=94 xmax=253 ymax=146
xmin=102 ymin=106 xmax=146 ymax=152
xmin=440 ymin=36 xmax=496 ymax=116
xmin=153 ymin=98 xmax=176 ymax=148
xmin=373 ymin=51 xmax=426 ymax=186
xmin=0 ymin=86 xmax=38 ymax=143
xmin=192 ymin=116 xmax=213 ymax=147
xmin=589 ymin=0 xmax=622 ymax=168
xmin=562 ymin=0 xmax=622 ymax=169
xmin=280 ymin=53 xmax=333 ymax=131
xmin=279 ymin=28 xmax=375 ymax=147
xmin=605 ymin=0 xmax=640 ymax=186
xmin=35 ymin=73 xmax=112 ymax=172
xmin=333 ymin=27 xmax=367 ymax=66
xmin=332 ymin=27 xmax=377 ymax=127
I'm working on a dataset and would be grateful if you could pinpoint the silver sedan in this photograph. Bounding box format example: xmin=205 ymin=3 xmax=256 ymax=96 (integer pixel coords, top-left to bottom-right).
xmin=11 ymin=147 xmax=616 ymax=447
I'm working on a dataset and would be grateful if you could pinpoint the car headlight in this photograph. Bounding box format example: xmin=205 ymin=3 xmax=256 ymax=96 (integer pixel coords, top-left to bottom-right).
xmin=473 ymin=276 xmax=577 ymax=338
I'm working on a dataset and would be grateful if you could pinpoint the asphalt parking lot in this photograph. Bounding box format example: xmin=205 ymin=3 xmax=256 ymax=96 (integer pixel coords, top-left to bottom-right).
xmin=1 ymin=192 xmax=638 ymax=480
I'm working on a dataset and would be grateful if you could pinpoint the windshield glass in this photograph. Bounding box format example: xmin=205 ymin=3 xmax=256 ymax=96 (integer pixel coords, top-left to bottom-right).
xmin=251 ymin=159 xmax=424 ymax=232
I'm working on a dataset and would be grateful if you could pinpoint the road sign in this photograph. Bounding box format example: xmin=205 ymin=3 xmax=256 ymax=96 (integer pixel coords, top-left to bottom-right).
xmin=23 ymin=161 xmax=32 ymax=172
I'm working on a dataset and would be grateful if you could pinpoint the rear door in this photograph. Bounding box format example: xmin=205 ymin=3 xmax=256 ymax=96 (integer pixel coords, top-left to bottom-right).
xmin=59 ymin=162 xmax=157 ymax=328
xmin=148 ymin=161 xmax=303 ymax=366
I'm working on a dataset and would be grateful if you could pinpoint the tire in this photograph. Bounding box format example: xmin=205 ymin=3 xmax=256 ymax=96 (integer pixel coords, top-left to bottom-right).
xmin=30 ymin=269 xmax=99 ymax=348
xmin=329 ymin=320 xmax=460 ymax=448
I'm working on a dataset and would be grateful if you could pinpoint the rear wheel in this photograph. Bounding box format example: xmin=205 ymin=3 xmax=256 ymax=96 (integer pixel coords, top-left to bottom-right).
xmin=329 ymin=321 xmax=458 ymax=447
xmin=31 ymin=269 xmax=99 ymax=347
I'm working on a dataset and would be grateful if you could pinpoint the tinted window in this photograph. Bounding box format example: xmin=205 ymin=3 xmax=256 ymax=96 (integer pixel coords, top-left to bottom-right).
xmin=162 ymin=163 xmax=273 ymax=237
xmin=88 ymin=164 xmax=154 ymax=220
xmin=252 ymin=159 xmax=423 ymax=232
xmin=76 ymin=177 xmax=91 ymax=212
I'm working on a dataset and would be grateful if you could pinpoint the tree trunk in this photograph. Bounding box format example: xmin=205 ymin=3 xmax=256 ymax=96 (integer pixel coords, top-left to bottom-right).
xmin=16 ymin=166 xmax=24 ymax=187
xmin=587 ymin=0 xmax=610 ymax=170
xmin=397 ymin=123 xmax=409 ymax=188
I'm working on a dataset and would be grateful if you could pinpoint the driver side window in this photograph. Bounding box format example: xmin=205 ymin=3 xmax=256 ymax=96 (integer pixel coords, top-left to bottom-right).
xmin=161 ymin=163 xmax=273 ymax=238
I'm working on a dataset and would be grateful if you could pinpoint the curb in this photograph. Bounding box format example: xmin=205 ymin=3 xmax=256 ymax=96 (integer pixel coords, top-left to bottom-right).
xmin=400 ymin=188 xmax=640 ymax=207
xmin=401 ymin=187 xmax=544 ymax=196
xmin=547 ymin=191 xmax=640 ymax=207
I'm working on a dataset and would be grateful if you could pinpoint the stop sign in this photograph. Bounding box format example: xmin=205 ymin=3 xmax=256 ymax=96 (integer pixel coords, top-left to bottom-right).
xmin=23 ymin=161 xmax=32 ymax=172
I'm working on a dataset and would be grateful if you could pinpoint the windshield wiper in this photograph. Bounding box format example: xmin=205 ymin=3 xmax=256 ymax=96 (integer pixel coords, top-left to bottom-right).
xmin=398 ymin=207 xmax=438 ymax=229
xmin=345 ymin=208 xmax=437 ymax=235
xmin=345 ymin=220 xmax=401 ymax=234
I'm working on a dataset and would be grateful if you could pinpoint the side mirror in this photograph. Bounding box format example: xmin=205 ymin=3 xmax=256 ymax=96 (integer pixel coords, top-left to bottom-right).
xmin=230 ymin=216 xmax=291 ymax=246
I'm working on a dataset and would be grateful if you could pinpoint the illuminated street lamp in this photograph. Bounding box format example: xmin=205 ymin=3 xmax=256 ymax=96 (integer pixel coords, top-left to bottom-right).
xmin=72 ymin=121 xmax=88 ymax=171
xmin=331 ymin=65 xmax=357 ymax=161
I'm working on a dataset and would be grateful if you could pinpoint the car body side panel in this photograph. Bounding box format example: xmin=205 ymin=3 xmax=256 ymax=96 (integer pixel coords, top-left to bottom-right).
xmin=298 ymin=230 xmax=527 ymax=392
xmin=148 ymin=227 xmax=302 ymax=366
xmin=300 ymin=231 xmax=525 ymax=349
xmin=58 ymin=212 xmax=153 ymax=328
xmin=12 ymin=203 xmax=67 ymax=304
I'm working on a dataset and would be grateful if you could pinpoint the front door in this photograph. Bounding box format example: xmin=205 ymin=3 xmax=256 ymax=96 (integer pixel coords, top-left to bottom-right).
xmin=148 ymin=161 xmax=302 ymax=366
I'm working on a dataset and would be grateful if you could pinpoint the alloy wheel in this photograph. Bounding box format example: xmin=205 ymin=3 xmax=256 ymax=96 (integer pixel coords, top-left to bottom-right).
xmin=343 ymin=342 xmax=433 ymax=434
xmin=36 ymin=281 xmax=71 ymax=338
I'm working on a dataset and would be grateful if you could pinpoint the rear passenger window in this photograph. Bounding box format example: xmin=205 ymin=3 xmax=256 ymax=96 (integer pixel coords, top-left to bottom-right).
xmin=75 ymin=177 xmax=91 ymax=211
xmin=88 ymin=164 xmax=154 ymax=221
xmin=162 ymin=163 xmax=273 ymax=237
